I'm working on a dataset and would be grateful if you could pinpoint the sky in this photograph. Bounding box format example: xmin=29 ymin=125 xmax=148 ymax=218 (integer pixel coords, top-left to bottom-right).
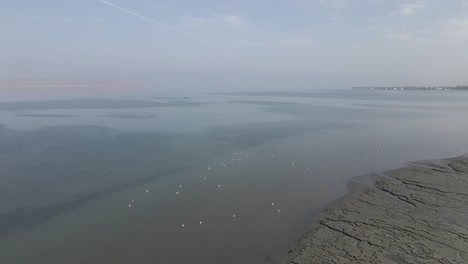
xmin=1 ymin=0 xmax=468 ymax=94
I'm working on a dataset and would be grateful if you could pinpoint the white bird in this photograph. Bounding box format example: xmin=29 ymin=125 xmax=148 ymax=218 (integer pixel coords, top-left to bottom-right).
xmin=146 ymin=189 xmax=149 ymax=193
xmin=128 ymin=204 xmax=132 ymax=208
xmin=199 ymin=221 xmax=203 ymax=225
xmin=271 ymin=202 xmax=274 ymax=207
xmin=218 ymin=184 xmax=221 ymax=188
xmin=291 ymin=162 xmax=295 ymax=165
xmin=208 ymin=167 xmax=211 ymax=170
xmin=233 ymin=214 xmax=236 ymax=218
xmin=204 ymin=177 xmax=207 ymax=180
xmin=277 ymin=209 xmax=281 ymax=213
xmin=179 ymin=185 xmax=182 ymax=188
xmin=131 ymin=200 xmax=134 ymax=203
xmin=176 ymin=191 xmax=179 ymax=195
xmin=181 ymin=224 xmax=185 ymax=228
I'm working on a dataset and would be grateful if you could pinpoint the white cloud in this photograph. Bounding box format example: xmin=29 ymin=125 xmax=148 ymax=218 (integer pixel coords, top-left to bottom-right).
xmin=235 ymin=40 xmax=264 ymax=47
xmin=383 ymin=15 xmax=468 ymax=46
xmin=439 ymin=17 xmax=468 ymax=42
xmin=217 ymin=14 xmax=248 ymax=28
xmin=53 ymin=17 xmax=78 ymax=23
xmin=97 ymin=0 xmax=192 ymax=37
xmin=180 ymin=13 xmax=248 ymax=28
xmin=182 ymin=16 xmax=214 ymax=27
xmin=279 ymin=38 xmax=314 ymax=46
xmin=320 ymin=0 xmax=350 ymax=9
xmin=399 ymin=2 xmax=426 ymax=16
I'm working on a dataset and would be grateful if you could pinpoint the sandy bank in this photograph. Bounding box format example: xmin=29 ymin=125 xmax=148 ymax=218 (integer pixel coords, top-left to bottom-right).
xmin=288 ymin=156 xmax=468 ymax=263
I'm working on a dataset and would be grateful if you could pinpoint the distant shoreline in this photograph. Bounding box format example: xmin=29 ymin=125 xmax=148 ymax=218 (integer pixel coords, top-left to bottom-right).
xmin=352 ymin=86 xmax=468 ymax=91
xmin=287 ymin=155 xmax=468 ymax=263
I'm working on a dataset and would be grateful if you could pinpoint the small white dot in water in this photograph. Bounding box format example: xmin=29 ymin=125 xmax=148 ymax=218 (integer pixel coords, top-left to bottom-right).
xmin=179 ymin=185 xmax=182 ymax=188
xmin=176 ymin=191 xmax=179 ymax=195
xmin=208 ymin=167 xmax=211 ymax=170
xmin=235 ymin=152 xmax=237 ymax=155
xmin=199 ymin=221 xmax=203 ymax=225
xmin=238 ymin=159 xmax=241 ymax=161
xmin=131 ymin=200 xmax=134 ymax=203
xmin=218 ymin=185 xmax=221 ymax=188
xmin=307 ymin=168 xmax=310 ymax=170
xmin=233 ymin=214 xmax=236 ymax=218
xmin=181 ymin=224 xmax=185 ymax=228
xmin=271 ymin=202 xmax=274 ymax=207
xmin=224 ymin=164 xmax=227 ymax=167
xmin=128 ymin=204 xmax=132 ymax=208
xmin=277 ymin=209 xmax=281 ymax=213
xmin=204 ymin=177 xmax=207 ymax=180
xmin=291 ymin=162 xmax=295 ymax=165
xmin=272 ymin=155 xmax=274 ymax=158
xmin=146 ymin=190 xmax=149 ymax=193
xmin=198 ymin=175 xmax=202 ymax=178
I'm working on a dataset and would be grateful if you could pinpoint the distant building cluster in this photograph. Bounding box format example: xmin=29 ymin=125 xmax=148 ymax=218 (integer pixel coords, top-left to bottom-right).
xmin=352 ymin=86 xmax=468 ymax=91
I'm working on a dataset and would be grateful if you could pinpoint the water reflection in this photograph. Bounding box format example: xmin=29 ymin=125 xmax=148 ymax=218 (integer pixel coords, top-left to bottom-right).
xmin=0 ymin=90 xmax=467 ymax=263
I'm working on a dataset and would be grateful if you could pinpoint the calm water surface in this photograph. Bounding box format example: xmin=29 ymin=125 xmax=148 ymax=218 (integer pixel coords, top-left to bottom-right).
xmin=0 ymin=90 xmax=467 ymax=263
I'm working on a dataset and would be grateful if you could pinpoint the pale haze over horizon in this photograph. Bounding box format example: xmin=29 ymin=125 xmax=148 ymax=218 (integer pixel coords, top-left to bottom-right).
xmin=1 ymin=0 xmax=468 ymax=96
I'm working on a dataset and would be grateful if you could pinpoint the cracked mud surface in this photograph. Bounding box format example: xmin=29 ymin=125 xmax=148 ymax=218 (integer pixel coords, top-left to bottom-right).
xmin=288 ymin=156 xmax=468 ymax=264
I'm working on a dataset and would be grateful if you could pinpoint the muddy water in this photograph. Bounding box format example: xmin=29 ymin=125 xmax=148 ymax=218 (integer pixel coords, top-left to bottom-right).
xmin=1 ymin=91 xmax=468 ymax=263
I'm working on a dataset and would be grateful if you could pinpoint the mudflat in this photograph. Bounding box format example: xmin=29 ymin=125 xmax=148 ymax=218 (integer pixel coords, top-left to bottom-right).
xmin=288 ymin=155 xmax=468 ymax=264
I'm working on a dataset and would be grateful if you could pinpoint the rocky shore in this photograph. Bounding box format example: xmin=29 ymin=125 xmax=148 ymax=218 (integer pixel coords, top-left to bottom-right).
xmin=288 ymin=155 xmax=468 ymax=263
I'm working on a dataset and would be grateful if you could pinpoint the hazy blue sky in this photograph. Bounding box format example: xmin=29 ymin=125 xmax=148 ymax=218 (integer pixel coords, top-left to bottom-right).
xmin=1 ymin=0 xmax=468 ymax=92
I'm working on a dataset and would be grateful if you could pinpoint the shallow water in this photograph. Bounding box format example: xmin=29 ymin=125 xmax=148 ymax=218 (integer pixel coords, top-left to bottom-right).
xmin=0 ymin=90 xmax=467 ymax=263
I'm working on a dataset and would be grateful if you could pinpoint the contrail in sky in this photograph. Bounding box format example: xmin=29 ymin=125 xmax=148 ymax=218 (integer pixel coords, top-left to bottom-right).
xmin=97 ymin=0 xmax=193 ymax=37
